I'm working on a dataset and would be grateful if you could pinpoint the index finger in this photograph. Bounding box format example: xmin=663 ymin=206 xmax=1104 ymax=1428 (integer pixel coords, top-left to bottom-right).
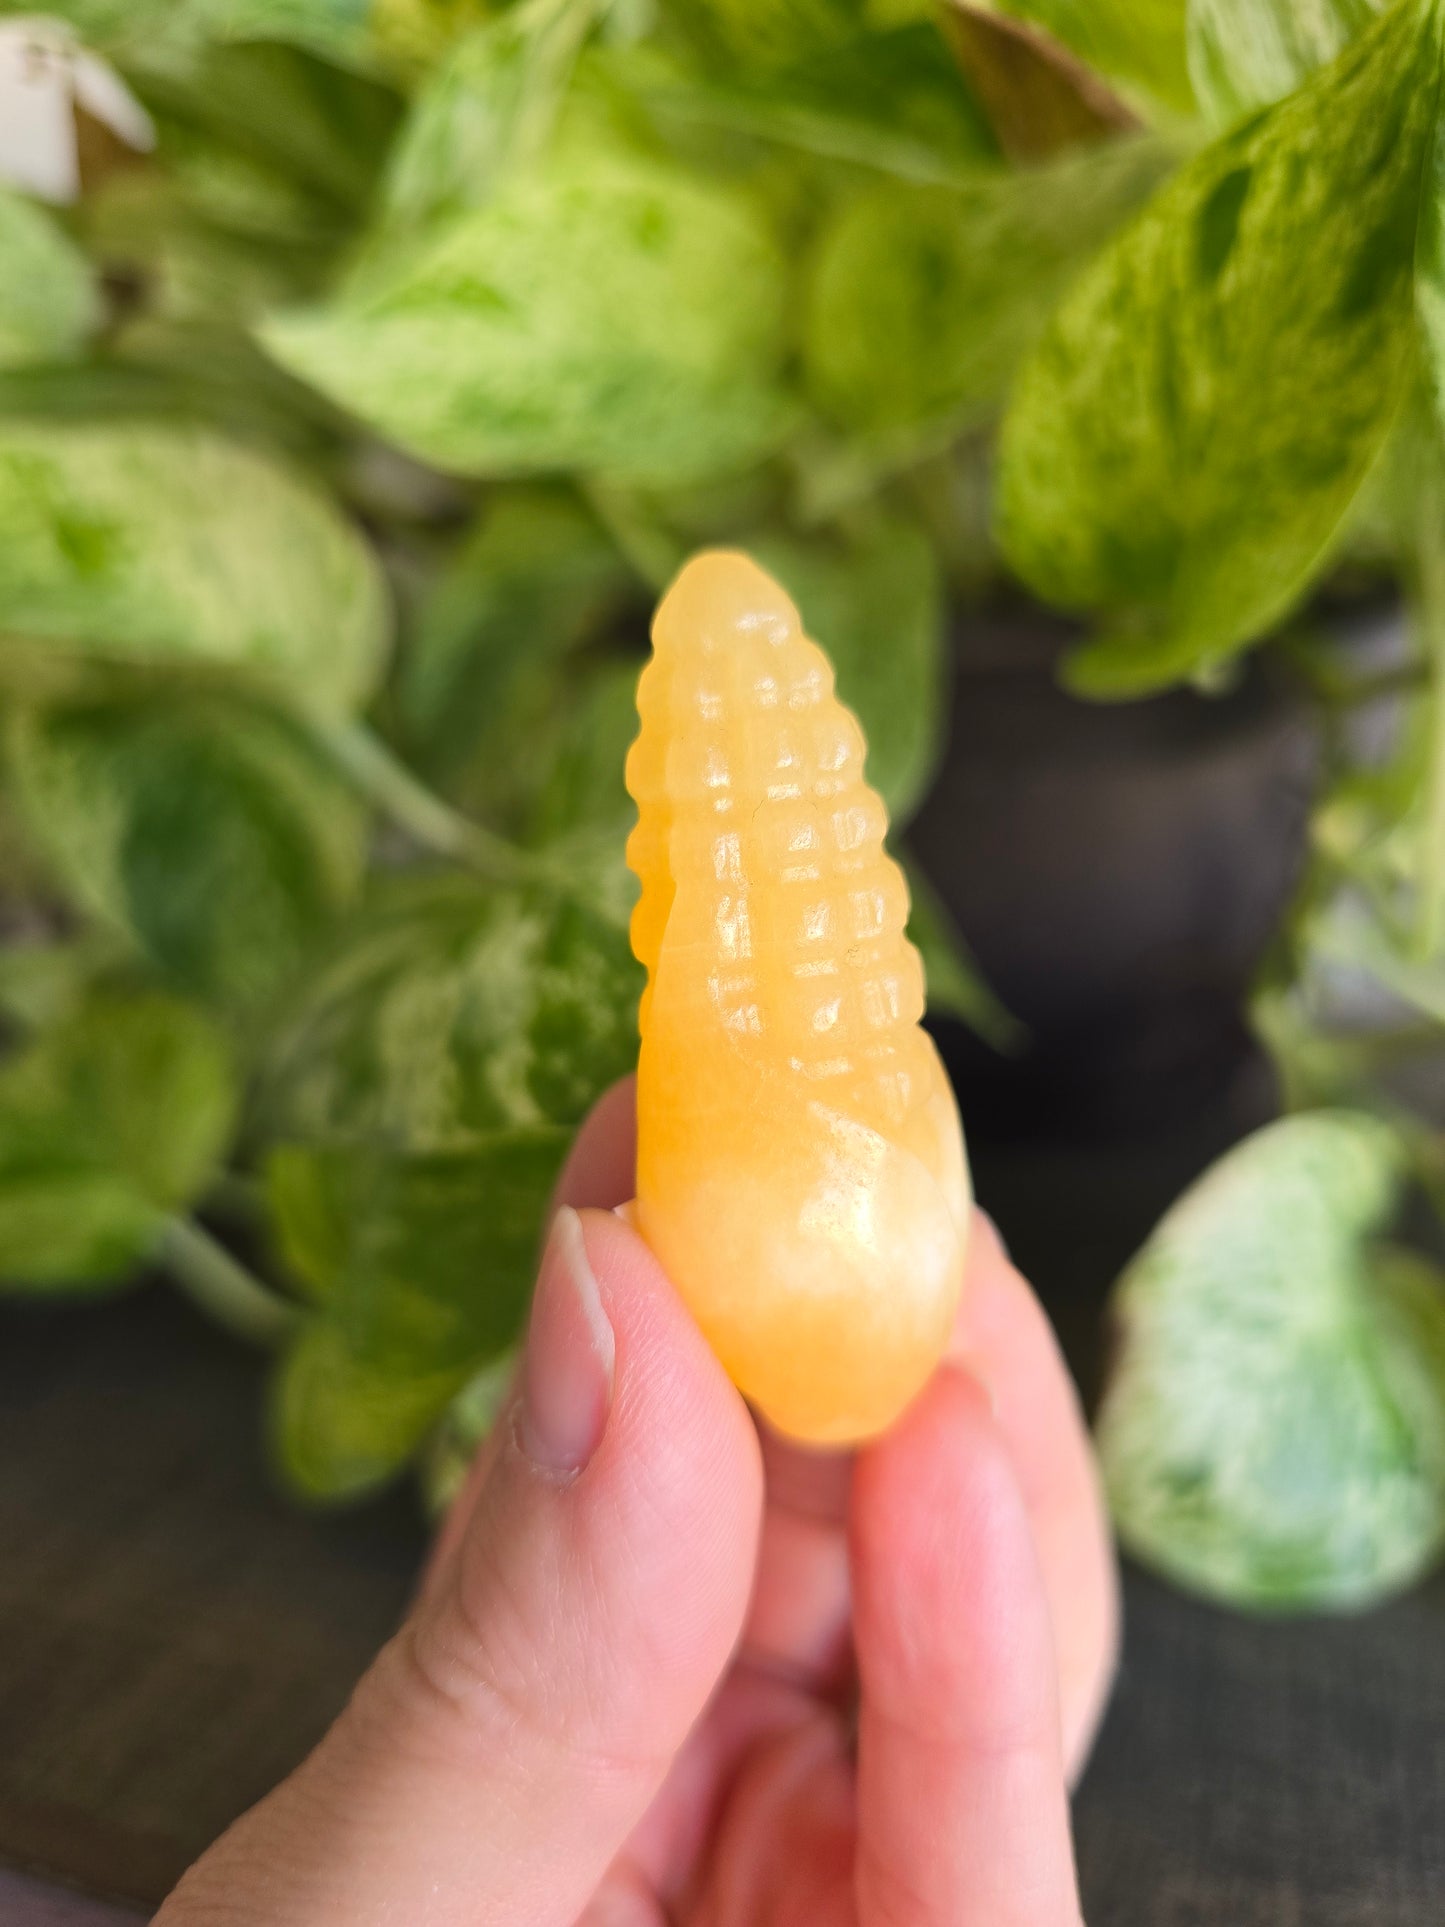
xmin=426 ymin=1073 xmax=645 ymax=1584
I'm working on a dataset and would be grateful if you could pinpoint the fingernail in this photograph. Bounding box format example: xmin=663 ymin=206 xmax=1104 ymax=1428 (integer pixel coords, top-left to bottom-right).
xmin=945 ymin=1356 xmax=1000 ymax=1421
xmin=520 ymin=1207 xmax=615 ymax=1475
xmin=612 ymin=1198 xmax=638 ymax=1228
xmin=578 ymin=1888 xmax=656 ymax=1927
xmin=976 ymin=1207 xmax=1011 ymax=1262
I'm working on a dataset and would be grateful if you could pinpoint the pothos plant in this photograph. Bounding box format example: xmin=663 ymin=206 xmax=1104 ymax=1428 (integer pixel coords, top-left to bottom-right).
xmin=2 ymin=0 xmax=1445 ymax=1615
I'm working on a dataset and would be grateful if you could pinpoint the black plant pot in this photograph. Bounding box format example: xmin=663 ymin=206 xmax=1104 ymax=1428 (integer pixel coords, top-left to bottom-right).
xmin=912 ymin=605 xmax=1318 ymax=1149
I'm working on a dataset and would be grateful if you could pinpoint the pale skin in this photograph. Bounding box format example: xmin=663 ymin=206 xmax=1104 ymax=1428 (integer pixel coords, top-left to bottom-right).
xmin=158 ymin=1078 xmax=1119 ymax=1926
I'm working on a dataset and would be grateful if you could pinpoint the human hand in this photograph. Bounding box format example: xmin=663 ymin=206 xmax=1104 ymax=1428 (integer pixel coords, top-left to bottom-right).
xmin=158 ymin=1078 xmax=1118 ymax=1926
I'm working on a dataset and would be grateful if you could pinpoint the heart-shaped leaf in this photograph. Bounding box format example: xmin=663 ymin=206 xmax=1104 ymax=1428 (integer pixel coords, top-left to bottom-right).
xmin=260 ymin=129 xmax=793 ymax=483
xmin=804 ymin=133 xmax=1172 ymax=454
xmin=259 ymin=874 xmax=642 ymax=1149
xmin=0 ymin=986 xmax=236 ymax=1290
xmin=0 ymin=188 xmax=99 ymax=369
xmin=8 ymin=688 xmax=369 ymax=1012
xmin=0 ymin=420 xmax=390 ymax=712
xmin=997 ymin=0 xmax=1437 ymax=689
xmin=1097 ymin=1110 xmax=1445 ymax=1611
xmin=269 ymin=1128 xmax=566 ymax=1499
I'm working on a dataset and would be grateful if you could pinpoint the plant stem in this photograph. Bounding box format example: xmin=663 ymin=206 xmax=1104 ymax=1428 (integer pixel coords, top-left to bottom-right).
xmin=316 ymin=719 xmax=541 ymax=884
xmin=1334 ymin=663 xmax=1430 ymax=707
xmin=203 ymin=1169 xmax=267 ymax=1224
xmin=158 ymin=1215 xmax=298 ymax=1348
xmin=1414 ymin=463 xmax=1445 ymax=959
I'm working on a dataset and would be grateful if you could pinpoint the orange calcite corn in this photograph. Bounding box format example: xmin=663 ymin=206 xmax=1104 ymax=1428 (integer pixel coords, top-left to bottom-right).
xmin=625 ymin=551 xmax=971 ymax=1445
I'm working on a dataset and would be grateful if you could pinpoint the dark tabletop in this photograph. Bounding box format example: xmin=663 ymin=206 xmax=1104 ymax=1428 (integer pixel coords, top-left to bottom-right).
xmin=1 ymin=1113 xmax=1443 ymax=1923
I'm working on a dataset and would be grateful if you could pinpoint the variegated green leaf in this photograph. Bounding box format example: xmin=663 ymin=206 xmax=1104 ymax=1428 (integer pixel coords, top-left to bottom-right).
xmin=8 ymin=690 xmax=369 ymax=1012
xmin=0 ymin=987 xmax=236 ymax=1290
xmin=0 ymin=421 xmax=389 ymax=711
xmin=0 ymin=190 xmax=98 ymax=369
xmin=401 ymin=485 xmax=630 ymax=791
xmin=998 ymin=0 xmax=1438 ymax=692
xmin=258 ymin=874 xmax=641 ymax=1149
xmin=270 ymin=1128 xmax=564 ymax=1499
xmin=804 ymin=134 xmax=1175 ymax=447
xmin=1187 ymin=0 xmax=1382 ymax=124
xmin=261 ymin=131 xmax=792 ymax=483
xmin=381 ymin=0 xmax=595 ymax=227
xmin=1098 ymin=1111 xmax=1445 ymax=1610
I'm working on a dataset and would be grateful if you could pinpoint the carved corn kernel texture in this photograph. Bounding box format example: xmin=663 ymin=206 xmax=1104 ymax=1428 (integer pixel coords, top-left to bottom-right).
xmin=626 ymin=551 xmax=970 ymax=1444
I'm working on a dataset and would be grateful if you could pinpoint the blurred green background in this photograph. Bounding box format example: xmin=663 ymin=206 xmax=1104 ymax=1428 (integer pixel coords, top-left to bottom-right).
xmin=4 ymin=0 xmax=1445 ymax=1618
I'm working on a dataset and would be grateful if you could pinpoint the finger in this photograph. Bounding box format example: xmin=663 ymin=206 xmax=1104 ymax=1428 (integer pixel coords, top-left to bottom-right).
xmin=742 ymin=1498 xmax=853 ymax=1694
xmin=159 ymin=1209 xmax=763 ymax=1927
xmin=554 ymin=1073 xmax=639 ymax=1213
xmin=738 ymin=1209 xmax=1105 ymax=1707
xmin=426 ymin=1074 xmax=645 ymax=1586
xmin=736 ymin=1418 xmax=853 ymax=1697
xmin=690 ymin=1713 xmax=857 ymax=1927
xmin=577 ymin=1864 xmax=670 ymax=1927
xmin=755 ymin=1418 xmax=855 ymax=1522
xmin=952 ymin=1214 xmax=1120 ymax=1779
xmin=851 ymin=1369 xmax=1084 ymax=1927
xmin=615 ymin=1660 xmax=819 ymax=1901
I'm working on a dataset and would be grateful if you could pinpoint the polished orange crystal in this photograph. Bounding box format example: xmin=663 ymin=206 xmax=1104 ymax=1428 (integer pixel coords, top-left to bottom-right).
xmin=625 ymin=551 xmax=971 ymax=1445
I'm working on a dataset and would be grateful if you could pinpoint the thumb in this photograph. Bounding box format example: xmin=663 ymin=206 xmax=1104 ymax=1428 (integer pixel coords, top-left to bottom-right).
xmin=159 ymin=1208 xmax=764 ymax=1927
